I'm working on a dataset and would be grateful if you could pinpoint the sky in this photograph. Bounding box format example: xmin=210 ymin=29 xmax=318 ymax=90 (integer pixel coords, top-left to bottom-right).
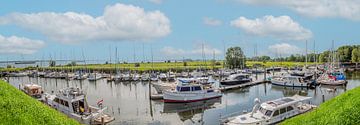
xmin=0 ymin=0 xmax=359 ymax=63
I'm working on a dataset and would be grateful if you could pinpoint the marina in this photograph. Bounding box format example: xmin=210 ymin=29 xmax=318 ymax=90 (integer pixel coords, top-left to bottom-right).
xmin=4 ymin=70 xmax=360 ymax=125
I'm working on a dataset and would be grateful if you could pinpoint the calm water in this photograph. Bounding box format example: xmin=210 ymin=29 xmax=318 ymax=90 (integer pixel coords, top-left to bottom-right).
xmin=7 ymin=71 xmax=360 ymax=125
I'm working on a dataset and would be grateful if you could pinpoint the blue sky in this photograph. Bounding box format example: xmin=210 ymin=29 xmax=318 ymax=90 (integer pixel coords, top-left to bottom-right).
xmin=0 ymin=0 xmax=359 ymax=62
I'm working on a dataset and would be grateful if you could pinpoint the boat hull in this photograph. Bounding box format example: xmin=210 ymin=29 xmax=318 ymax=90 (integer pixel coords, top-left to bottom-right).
xmin=220 ymin=79 xmax=251 ymax=86
xmin=163 ymin=91 xmax=222 ymax=103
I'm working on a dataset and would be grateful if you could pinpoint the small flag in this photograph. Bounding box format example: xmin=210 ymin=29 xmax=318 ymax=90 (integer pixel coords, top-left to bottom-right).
xmin=97 ymin=99 xmax=103 ymax=106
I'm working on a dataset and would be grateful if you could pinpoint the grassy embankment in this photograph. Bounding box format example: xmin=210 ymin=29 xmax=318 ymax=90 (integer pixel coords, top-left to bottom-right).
xmin=282 ymin=86 xmax=360 ymax=125
xmin=0 ymin=80 xmax=80 ymax=125
xmin=1 ymin=61 xmax=318 ymax=72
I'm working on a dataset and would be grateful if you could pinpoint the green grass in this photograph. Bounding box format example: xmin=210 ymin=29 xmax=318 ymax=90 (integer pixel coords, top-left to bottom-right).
xmin=0 ymin=80 xmax=80 ymax=125
xmin=36 ymin=61 xmax=318 ymax=72
xmin=282 ymin=86 xmax=360 ymax=125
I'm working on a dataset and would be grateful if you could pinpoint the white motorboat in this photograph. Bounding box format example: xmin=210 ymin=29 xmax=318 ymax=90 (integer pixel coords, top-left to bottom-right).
xmin=271 ymin=76 xmax=313 ymax=88
xmin=88 ymin=73 xmax=103 ymax=81
xmin=220 ymin=74 xmax=252 ymax=86
xmin=163 ymin=79 xmax=222 ymax=103
xmin=221 ymin=95 xmax=316 ymax=125
xmin=159 ymin=73 xmax=167 ymax=81
xmin=150 ymin=73 xmax=158 ymax=81
xmin=141 ymin=73 xmax=150 ymax=81
xmin=44 ymin=87 xmax=115 ymax=124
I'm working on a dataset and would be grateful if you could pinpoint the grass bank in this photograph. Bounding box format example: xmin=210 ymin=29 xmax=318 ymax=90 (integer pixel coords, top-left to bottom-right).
xmin=282 ymin=86 xmax=360 ymax=125
xmin=0 ymin=80 xmax=80 ymax=125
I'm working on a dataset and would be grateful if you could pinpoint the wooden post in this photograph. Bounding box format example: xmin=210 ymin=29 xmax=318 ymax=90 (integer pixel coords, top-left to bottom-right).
xmin=101 ymin=116 xmax=105 ymax=125
xmin=322 ymin=95 xmax=325 ymax=103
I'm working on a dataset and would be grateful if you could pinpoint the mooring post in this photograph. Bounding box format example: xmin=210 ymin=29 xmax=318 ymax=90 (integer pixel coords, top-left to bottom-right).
xmin=322 ymin=94 xmax=325 ymax=103
xmin=101 ymin=116 xmax=105 ymax=125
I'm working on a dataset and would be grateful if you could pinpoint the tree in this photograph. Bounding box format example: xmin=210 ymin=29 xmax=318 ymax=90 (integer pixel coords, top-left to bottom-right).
xmin=49 ymin=60 xmax=56 ymax=67
xmin=225 ymin=46 xmax=246 ymax=69
xmin=352 ymin=47 xmax=360 ymax=63
xmin=337 ymin=45 xmax=353 ymax=62
xmin=319 ymin=51 xmax=330 ymax=63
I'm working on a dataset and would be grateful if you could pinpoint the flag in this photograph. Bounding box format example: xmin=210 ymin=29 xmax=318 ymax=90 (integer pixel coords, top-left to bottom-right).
xmin=97 ymin=99 xmax=103 ymax=106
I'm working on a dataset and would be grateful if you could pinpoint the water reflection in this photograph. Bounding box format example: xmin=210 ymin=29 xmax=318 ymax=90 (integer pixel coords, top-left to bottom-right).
xmin=163 ymin=98 xmax=221 ymax=123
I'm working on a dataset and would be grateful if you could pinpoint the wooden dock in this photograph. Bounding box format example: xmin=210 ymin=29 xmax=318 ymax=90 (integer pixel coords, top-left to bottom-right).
xmin=219 ymin=80 xmax=269 ymax=92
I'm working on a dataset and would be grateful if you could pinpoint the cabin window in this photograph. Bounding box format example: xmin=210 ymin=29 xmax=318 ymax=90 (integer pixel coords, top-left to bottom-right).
xmin=180 ymin=87 xmax=190 ymax=91
xmin=193 ymin=86 xmax=202 ymax=91
xmin=272 ymin=110 xmax=280 ymax=117
xmin=176 ymin=86 xmax=181 ymax=91
xmin=265 ymin=110 xmax=273 ymax=117
xmin=280 ymin=108 xmax=286 ymax=114
xmin=60 ymin=99 xmax=64 ymax=105
xmin=64 ymin=101 xmax=69 ymax=107
xmin=54 ymin=98 xmax=60 ymax=103
xmin=287 ymin=106 xmax=293 ymax=111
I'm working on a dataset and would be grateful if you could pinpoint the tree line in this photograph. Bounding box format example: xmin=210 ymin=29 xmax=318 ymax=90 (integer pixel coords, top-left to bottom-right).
xmin=226 ymin=45 xmax=360 ymax=69
xmin=247 ymin=45 xmax=360 ymax=63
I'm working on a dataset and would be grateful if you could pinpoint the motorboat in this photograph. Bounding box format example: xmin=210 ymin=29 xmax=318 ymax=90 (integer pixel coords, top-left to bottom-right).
xmin=159 ymin=73 xmax=167 ymax=81
xmin=163 ymin=79 xmax=222 ymax=103
xmin=221 ymin=95 xmax=316 ymax=125
xmin=271 ymin=76 xmax=315 ymax=88
xmin=220 ymin=74 xmax=252 ymax=86
xmin=21 ymin=83 xmax=43 ymax=100
xmin=141 ymin=73 xmax=150 ymax=81
xmin=167 ymin=72 xmax=176 ymax=82
xmin=150 ymin=73 xmax=158 ymax=81
xmin=44 ymin=87 xmax=115 ymax=124
xmin=132 ymin=73 xmax=141 ymax=81
xmin=88 ymin=73 xmax=103 ymax=81
xmin=121 ymin=73 xmax=132 ymax=81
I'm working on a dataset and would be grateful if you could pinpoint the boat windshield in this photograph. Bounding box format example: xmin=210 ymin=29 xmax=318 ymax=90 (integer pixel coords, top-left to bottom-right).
xmin=259 ymin=107 xmax=273 ymax=117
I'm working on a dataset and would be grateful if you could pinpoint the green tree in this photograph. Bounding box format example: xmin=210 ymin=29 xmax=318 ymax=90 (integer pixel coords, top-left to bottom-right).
xmin=352 ymin=47 xmax=360 ymax=63
xmin=225 ymin=46 xmax=246 ymax=69
xmin=337 ymin=45 xmax=353 ymax=62
xmin=319 ymin=51 xmax=330 ymax=63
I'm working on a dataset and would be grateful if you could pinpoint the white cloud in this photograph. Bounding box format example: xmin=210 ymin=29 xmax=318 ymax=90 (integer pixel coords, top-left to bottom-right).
xmin=160 ymin=43 xmax=222 ymax=57
xmin=203 ymin=17 xmax=222 ymax=26
xmin=268 ymin=43 xmax=301 ymax=55
xmin=239 ymin=0 xmax=360 ymax=21
xmin=0 ymin=35 xmax=45 ymax=54
xmin=149 ymin=0 xmax=163 ymax=4
xmin=0 ymin=3 xmax=171 ymax=43
xmin=230 ymin=15 xmax=312 ymax=41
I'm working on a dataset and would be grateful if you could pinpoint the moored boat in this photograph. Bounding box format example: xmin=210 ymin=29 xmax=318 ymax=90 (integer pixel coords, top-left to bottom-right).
xmin=221 ymin=95 xmax=316 ymax=125
xmin=21 ymin=83 xmax=43 ymax=100
xmin=163 ymin=79 xmax=222 ymax=103
xmin=44 ymin=87 xmax=114 ymax=124
xmin=220 ymin=74 xmax=252 ymax=86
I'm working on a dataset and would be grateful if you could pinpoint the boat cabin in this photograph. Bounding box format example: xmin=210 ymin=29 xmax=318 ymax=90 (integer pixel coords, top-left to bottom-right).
xmin=23 ymin=84 xmax=43 ymax=98
xmin=49 ymin=88 xmax=90 ymax=116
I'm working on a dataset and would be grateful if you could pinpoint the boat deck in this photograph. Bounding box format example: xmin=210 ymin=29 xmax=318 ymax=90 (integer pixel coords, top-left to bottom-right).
xmin=219 ymin=80 xmax=269 ymax=92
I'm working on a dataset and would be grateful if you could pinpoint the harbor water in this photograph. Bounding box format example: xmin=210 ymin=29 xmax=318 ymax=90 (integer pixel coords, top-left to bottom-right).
xmin=7 ymin=71 xmax=360 ymax=125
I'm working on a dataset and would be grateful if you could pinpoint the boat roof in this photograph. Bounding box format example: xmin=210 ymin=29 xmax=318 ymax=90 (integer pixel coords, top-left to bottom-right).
xmin=24 ymin=84 xmax=42 ymax=89
xmin=260 ymin=95 xmax=312 ymax=111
